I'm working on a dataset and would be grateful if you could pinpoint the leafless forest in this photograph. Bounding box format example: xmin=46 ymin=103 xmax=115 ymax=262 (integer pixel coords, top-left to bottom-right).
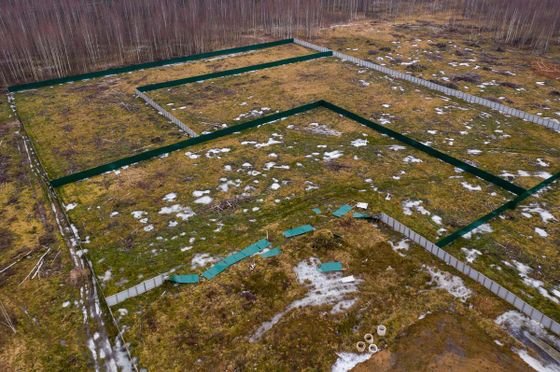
xmin=1 ymin=0 xmax=559 ymax=87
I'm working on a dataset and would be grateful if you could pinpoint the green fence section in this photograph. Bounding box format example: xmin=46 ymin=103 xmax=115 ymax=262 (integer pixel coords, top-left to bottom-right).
xmin=51 ymin=100 xmax=530 ymax=197
xmin=437 ymin=171 xmax=560 ymax=247
xmin=333 ymin=204 xmax=353 ymax=217
xmin=321 ymin=101 xmax=526 ymax=196
xmin=283 ymin=224 xmax=315 ymax=238
xmin=49 ymin=101 xmax=322 ymax=187
xmin=168 ymin=274 xmax=199 ymax=284
xmin=8 ymin=39 xmax=294 ymax=93
xmin=138 ymin=51 xmax=332 ymax=92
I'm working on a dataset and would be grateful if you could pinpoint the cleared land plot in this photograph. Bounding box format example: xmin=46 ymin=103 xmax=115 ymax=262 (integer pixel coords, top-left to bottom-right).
xmin=148 ymin=55 xmax=560 ymax=190
xmin=446 ymin=184 xmax=560 ymax=321
xmin=94 ymin=212 xmax=524 ymax=370
xmin=14 ymin=43 xmax=312 ymax=178
xmin=12 ymin=36 xmax=560 ymax=370
xmin=59 ymin=108 xmax=512 ymax=296
xmin=314 ymin=16 xmax=560 ymax=116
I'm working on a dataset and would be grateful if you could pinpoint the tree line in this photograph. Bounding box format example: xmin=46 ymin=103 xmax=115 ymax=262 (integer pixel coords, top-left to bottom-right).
xmin=1 ymin=0 xmax=558 ymax=87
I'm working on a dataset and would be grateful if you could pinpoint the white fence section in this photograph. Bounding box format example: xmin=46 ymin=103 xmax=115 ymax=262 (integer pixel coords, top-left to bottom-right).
xmin=106 ymin=273 xmax=168 ymax=306
xmin=377 ymin=212 xmax=560 ymax=336
xmin=136 ymin=89 xmax=198 ymax=137
xmin=294 ymin=39 xmax=560 ymax=132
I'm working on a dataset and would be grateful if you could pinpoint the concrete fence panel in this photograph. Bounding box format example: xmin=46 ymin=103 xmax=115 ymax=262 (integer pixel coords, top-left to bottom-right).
xmin=376 ymin=212 xmax=560 ymax=336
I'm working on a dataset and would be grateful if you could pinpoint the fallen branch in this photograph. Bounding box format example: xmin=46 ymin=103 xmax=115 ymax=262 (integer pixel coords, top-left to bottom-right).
xmin=19 ymin=247 xmax=51 ymax=285
xmin=0 ymin=249 xmax=36 ymax=274
xmin=0 ymin=300 xmax=16 ymax=334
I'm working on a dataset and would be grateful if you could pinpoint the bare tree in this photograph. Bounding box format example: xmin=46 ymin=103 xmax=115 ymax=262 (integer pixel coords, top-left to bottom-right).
xmin=1 ymin=0 xmax=559 ymax=87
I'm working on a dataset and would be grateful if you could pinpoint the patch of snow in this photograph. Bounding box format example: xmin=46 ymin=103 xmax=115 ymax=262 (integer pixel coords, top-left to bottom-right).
xmin=402 ymin=200 xmax=430 ymax=216
xmin=194 ymin=196 xmax=213 ymax=204
xmin=324 ymin=150 xmax=343 ymax=161
xmin=307 ymin=122 xmax=342 ymax=137
xmin=65 ymin=203 xmax=78 ymax=211
xmin=432 ymin=215 xmax=442 ymax=225
xmin=250 ymin=257 xmax=360 ymax=341
xmin=205 ymin=147 xmax=231 ymax=159
xmin=461 ymin=181 xmax=482 ymax=191
xmin=185 ymin=152 xmax=200 ymax=159
xmin=467 ymin=149 xmax=482 ymax=155
xmin=191 ymin=253 xmax=219 ymax=269
xmin=351 ymin=139 xmax=368 ymax=147
xmin=158 ymin=204 xmax=195 ymax=221
xmin=403 ymin=155 xmax=423 ymax=163
xmin=461 ymin=248 xmax=482 ymax=263
xmin=516 ymin=349 xmax=560 ymax=372
xmin=162 ymin=193 xmax=177 ymax=202
xmin=331 ymin=352 xmax=372 ymax=372
xmin=462 ymin=223 xmax=493 ymax=239
xmin=521 ymin=205 xmax=556 ymax=223
xmin=389 ymin=239 xmax=410 ymax=256
xmin=425 ymin=266 xmax=472 ymax=302
xmin=535 ymin=227 xmax=548 ymax=238
xmin=389 ymin=144 xmax=406 ymax=151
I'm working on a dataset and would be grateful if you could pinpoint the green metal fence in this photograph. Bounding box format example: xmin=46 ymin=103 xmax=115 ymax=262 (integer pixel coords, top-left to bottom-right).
xmin=138 ymin=52 xmax=332 ymax=92
xmin=437 ymin=171 xmax=560 ymax=247
xmin=51 ymin=100 xmax=527 ymax=200
xmin=8 ymin=39 xmax=294 ymax=92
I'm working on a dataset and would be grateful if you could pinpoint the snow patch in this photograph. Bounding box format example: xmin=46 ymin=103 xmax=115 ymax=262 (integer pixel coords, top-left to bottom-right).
xmin=425 ymin=266 xmax=472 ymax=302
xmin=250 ymin=257 xmax=360 ymax=341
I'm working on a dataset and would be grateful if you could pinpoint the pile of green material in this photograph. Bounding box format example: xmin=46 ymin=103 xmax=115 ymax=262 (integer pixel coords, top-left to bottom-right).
xmin=320 ymin=262 xmax=344 ymax=272
xmin=283 ymin=224 xmax=315 ymax=238
xmin=333 ymin=204 xmax=353 ymax=217
xmin=202 ymin=239 xmax=271 ymax=280
xmin=352 ymin=212 xmax=371 ymax=219
xmin=261 ymin=247 xmax=282 ymax=258
xmin=168 ymin=274 xmax=200 ymax=284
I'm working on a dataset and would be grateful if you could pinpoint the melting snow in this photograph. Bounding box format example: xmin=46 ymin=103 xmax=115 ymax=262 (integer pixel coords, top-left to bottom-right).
xmin=425 ymin=266 xmax=472 ymax=302
xmin=307 ymin=122 xmax=342 ymax=136
xmin=461 ymin=248 xmax=482 ymax=263
xmin=402 ymin=200 xmax=430 ymax=216
xmin=535 ymin=227 xmax=548 ymax=238
xmin=158 ymin=204 xmax=195 ymax=221
xmin=65 ymin=203 xmax=78 ymax=211
xmin=521 ymin=205 xmax=556 ymax=223
xmin=462 ymin=223 xmax=493 ymax=239
xmin=250 ymin=257 xmax=360 ymax=341
xmin=194 ymin=196 xmax=213 ymax=204
xmin=351 ymin=139 xmax=368 ymax=147
xmin=331 ymin=352 xmax=372 ymax=372
xmin=324 ymin=150 xmax=344 ymax=161
xmin=162 ymin=193 xmax=177 ymax=202
xmin=461 ymin=182 xmax=482 ymax=191
xmin=191 ymin=253 xmax=219 ymax=269
xmin=403 ymin=155 xmax=423 ymax=163
xmin=389 ymin=239 xmax=410 ymax=256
